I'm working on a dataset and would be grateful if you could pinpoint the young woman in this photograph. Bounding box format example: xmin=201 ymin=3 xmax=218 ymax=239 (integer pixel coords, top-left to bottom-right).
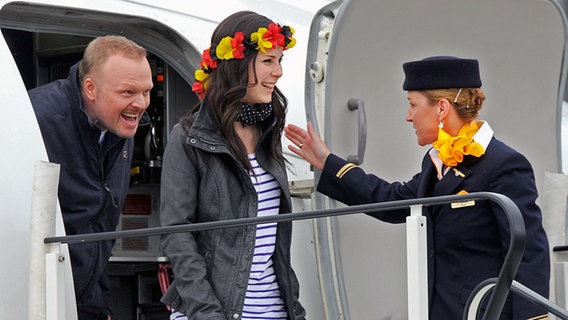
xmin=159 ymin=11 xmax=306 ymax=320
xmin=284 ymin=56 xmax=550 ymax=319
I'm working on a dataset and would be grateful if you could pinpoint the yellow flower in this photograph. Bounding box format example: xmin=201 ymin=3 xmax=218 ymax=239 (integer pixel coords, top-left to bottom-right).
xmin=194 ymin=69 xmax=208 ymax=82
xmin=286 ymin=37 xmax=296 ymax=49
xmin=433 ymin=121 xmax=485 ymax=167
xmin=285 ymin=27 xmax=297 ymax=49
xmin=216 ymin=36 xmax=235 ymax=60
xmin=251 ymin=27 xmax=272 ymax=53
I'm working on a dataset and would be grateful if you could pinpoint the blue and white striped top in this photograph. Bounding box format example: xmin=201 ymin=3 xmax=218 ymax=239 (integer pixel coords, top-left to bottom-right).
xmin=243 ymin=153 xmax=287 ymax=319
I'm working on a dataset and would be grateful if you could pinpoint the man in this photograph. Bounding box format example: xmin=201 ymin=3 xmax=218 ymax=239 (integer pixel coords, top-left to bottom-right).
xmin=29 ymin=35 xmax=153 ymax=320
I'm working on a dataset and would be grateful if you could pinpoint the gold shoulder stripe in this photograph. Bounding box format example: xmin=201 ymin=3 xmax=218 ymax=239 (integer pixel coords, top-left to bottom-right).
xmin=337 ymin=163 xmax=357 ymax=179
xmin=527 ymin=314 xmax=548 ymax=320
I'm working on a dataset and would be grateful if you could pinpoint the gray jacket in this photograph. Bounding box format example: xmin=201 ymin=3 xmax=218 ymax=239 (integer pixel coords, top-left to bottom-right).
xmin=160 ymin=104 xmax=305 ymax=320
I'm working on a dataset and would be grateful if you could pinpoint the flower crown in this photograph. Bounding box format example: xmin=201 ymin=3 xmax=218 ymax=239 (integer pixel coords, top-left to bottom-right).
xmin=192 ymin=23 xmax=296 ymax=99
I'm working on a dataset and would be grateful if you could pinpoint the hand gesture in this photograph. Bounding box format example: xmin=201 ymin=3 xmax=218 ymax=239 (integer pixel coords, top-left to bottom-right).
xmin=284 ymin=121 xmax=330 ymax=171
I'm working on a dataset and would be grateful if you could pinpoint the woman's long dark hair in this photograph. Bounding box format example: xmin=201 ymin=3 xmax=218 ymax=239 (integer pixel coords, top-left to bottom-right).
xmin=181 ymin=11 xmax=287 ymax=171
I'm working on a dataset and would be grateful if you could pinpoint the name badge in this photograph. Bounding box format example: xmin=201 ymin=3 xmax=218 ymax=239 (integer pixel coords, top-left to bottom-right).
xmin=451 ymin=200 xmax=476 ymax=209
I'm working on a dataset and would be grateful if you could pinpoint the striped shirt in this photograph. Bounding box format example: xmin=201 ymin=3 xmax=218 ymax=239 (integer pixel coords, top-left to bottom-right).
xmin=243 ymin=153 xmax=287 ymax=319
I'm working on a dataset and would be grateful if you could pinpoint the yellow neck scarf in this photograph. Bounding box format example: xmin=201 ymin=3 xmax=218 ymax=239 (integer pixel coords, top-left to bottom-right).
xmin=432 ymin=121 xmax=485 ymax=167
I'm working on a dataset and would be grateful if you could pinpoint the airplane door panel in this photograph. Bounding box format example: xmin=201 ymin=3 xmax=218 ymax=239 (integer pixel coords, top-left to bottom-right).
xmin=307 ymin=0 xmax=566 ymax=318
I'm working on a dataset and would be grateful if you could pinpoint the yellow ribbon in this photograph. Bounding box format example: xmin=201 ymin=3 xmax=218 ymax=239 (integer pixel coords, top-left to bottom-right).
xmin=432 ymin=121 xmax=485 ymax=167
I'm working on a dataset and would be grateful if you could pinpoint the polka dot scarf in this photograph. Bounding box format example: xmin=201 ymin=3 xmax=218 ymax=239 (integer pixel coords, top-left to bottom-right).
xmin=236 ymin=102 xmax=273 ymax=127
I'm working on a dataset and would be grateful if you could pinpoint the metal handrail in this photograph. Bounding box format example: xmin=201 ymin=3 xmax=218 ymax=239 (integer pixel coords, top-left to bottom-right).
xmin=465 ymin=278 xmax=568 ymax=320
xmin=44 ymin=191 xmax=526 ymax=319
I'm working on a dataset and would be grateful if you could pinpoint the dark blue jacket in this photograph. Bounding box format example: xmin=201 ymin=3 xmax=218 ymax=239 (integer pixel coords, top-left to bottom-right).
xmin=318 ymin=137 xmax=550 ymax=319
xmin=29 ymin=62 xmax=135 ymax=317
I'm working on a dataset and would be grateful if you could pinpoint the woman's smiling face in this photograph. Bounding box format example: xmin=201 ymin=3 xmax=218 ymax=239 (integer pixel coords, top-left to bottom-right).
xmin=242 ymin=46 xmax=284 ymax=104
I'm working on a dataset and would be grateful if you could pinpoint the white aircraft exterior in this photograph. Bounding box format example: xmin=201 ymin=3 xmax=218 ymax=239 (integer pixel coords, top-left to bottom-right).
xmin=2 ymin=0 xmax=568 ymax=319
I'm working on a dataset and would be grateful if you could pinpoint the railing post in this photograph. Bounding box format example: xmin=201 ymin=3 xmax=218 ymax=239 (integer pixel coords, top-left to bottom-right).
xmin=45 ymin=243 xmax=67 ymax=320
xmin=407 ymin=205 xmax=429 ymax=319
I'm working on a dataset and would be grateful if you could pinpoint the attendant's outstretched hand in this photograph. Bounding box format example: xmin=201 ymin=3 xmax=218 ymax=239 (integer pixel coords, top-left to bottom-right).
xmin=284 ymin=121 xmax=330 ymax=171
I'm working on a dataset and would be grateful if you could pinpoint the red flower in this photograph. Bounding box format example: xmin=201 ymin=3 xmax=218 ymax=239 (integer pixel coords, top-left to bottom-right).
xmin=267 ymin=23 xmax=285 ymax=47
xmin=200 ymin=49 xmax=217 ymax=70
xmin=231 ymin=32 xmax=246 ymax=59
xmin=192 ymin=81 xmax=205 ymax=99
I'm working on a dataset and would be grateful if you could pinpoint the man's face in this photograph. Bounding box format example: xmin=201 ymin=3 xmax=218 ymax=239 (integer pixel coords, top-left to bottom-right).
xmin=83 ymin=54 xmax=153 ymax=138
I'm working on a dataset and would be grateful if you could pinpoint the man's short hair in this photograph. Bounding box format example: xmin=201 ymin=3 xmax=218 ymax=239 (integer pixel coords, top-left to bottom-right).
xmin=78 ymin=35 xmax=147 ymax=84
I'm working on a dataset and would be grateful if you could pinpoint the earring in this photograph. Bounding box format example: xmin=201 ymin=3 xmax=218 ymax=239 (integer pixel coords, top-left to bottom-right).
xmin=438 ymin=120 xmax=444 ymax=129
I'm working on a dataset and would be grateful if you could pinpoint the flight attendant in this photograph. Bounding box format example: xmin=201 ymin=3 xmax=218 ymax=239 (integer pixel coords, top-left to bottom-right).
xmin=285 ymin=56 xmax=550 ymax=319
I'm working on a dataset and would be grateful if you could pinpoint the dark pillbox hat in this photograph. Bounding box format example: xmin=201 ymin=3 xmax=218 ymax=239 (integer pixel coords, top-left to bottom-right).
xmin=402 ymin=56 xmax=482 ymax=90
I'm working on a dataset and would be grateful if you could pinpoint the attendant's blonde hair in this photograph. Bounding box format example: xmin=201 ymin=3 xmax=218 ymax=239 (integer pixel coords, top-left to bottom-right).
xmin=423 ymin=88 xmax=485 ymax=121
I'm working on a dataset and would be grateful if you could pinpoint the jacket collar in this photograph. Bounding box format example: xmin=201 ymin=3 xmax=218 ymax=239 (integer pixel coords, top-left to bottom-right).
xmin=65 ymin=62 xmax=107 ymax=145
xmin=416 ymin=155 xmax=476 ymax=198
xmin=187 ymin=101 xmax=276 ymax=152
xmin=68 ymin=62 xmax=88 ymax=123
xmin=433 ymin=165 xmax=473 ymax=196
